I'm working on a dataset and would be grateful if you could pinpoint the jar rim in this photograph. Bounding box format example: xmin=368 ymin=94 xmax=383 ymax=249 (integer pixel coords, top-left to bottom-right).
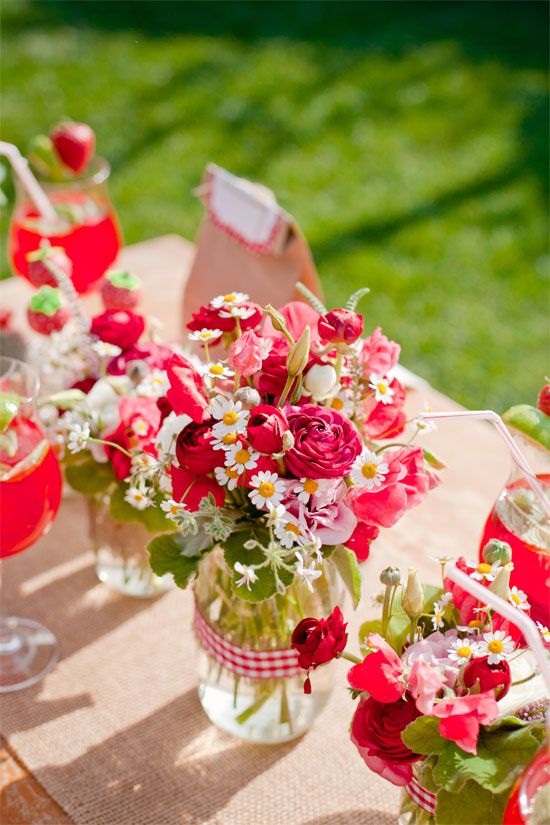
xmin=32 ymin=156 xmax=111 ymax=189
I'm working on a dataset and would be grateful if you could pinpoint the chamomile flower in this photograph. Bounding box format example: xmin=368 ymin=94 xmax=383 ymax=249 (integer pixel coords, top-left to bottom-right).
xmin=274 ymin=514 xmax=309 ymax=549
xmin=249 ymin=471 xmax=286 ymax=509
xmin=91 ymin=341 xmax=122 ymax=359
xmin=160 ymin=498 xmax=188 ymax=524
xmin=536 ymin=621 xmax=550 ymax=644
xmin=509 ymin=586 xmax=531 ymax=611
xmin=67 ymin=422 xmax=90 ymax=454
xmin=224 ymin=444 xmax=259 ymax=475
xmin=351 ymin=449 xmax=389 ymax=490
xmin=202 ymin=362 xmax=234 ymax=384
xmin=293 ymin=478 xmax=321 ymax=504
xmin=209 ymin=397 xmax=249 ymax=434
xmin=210 ymin=292 xmax=249 ymax=310
xmin=329 ymin=389 xmax=354 ymax=418
xmin=129 ymin=417 xmax=150 ymax=439
xmin=125 ymin=486 xmax=153 ymax=510
xmin=368 ymin=373 xmax=395 ymax=405
xmin=131 ymin=451 xmax=159 ymax=479
xmin=214 ymin=465 xmax=240 ymax=491
xmin=467 ymin=559 xmax=500 ymax=583
xmin=211 ymin=430 xmax=241 ymax=451
xmin=265 ymin=502 xmax=287 ymax=526
xmin=187 ymin=328 xmax=223 ymax=344
xmin=413 ymin=402 xmax=437 ymax=435
xmin=447 ymin=638 xmax=479 ymax=663
xmin=219 ymin=305 xmax=256 ymax=320
xmin=136 ymin=369 xmax=169 ymax=398
xmin=478 ymin=630 xmax=515 ymax=665
xmin=234 ymin=561 xmax=258 ymax=591
xmin=431 ymin=603 xmax=445 ymax=631
xmin=294 ymin=552 xmax=322 ymax=592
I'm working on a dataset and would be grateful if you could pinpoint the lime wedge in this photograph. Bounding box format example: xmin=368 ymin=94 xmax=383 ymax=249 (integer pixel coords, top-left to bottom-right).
xmin=0 ymin=392 xmax=22 ymax=434
xmin=1 ymin=439 xmax=50 ymax=481
xmin=502 ymin=404 xmax=550 ymax=453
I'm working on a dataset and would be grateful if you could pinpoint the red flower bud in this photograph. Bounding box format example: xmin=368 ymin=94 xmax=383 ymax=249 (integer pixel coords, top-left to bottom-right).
xmin=318 ymin=309 xmax=363 ymax=345
xmin=537 ymin=384 xmax=550 ymax=416
xmin=246 ymin=404 xmax=289 ymax=455
xmin=291 ymin=606 xmax=347 ymax=671
xmin=462 ymin=655 xmax=512 ymax=699
xmin=90 ymin=309 xmax=145 ymax=350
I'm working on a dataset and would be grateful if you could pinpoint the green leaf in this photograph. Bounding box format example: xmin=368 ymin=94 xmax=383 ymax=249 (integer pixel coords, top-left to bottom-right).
xmin=147 ymin=532 xmax=203 ymax=588
xmin=436 ymin=780 xmax=508 ymax=825
xmin=109 ymin=484 xmax=177 ymax=534
xmin=332 ymin=544 xmax=362 ymax=608
xmin=345 ymin=286 xmax=370 ymax=311
xmin=65 ymin=458 xmax=116 ymax=494
xmin=423 ymin=447 xmax=447 ymax=470
xmin=401 ymin=716 xmax=448 ymax=756
xmin=223 ymin=528 xmax=294 ymax=603
xmin=0 ymin=392 xmax=21 ymax=434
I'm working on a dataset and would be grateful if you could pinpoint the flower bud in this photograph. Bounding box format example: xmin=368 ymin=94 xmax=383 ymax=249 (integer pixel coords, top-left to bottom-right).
xmin=282 ymin=430 xmax=295 ymax=452
xmin=265 ymin=304 xmax=291 ymax=336
xmin=488 ymin=566 xmax=511 ymax=601
xmin=303 ymin=364 xmax=338 ymax=400
xmin=402 ymin=569 xmax=423 ymax=620
xmin=380 ymin=566 xmax=401 ymax=586
xmin=318 ymin=308 xmax=364 ymax=346
xmin=234 ymin=387 xmax=261 ymax=409
xmin=483 ymin=539 xmax=512 ymax=565
xmin=287 ymin=326 xmax=310 ymax=377
xmin=462 ymin=655 xmax=511 ymax=699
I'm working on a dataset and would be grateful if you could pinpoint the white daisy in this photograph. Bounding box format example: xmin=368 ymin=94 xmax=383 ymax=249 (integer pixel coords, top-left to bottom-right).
xmin=91 ymin=341 xmax=122 ymax=359
xmin=224 ymin=443 xmax=259 ymax=475
xmin=274 ymin=514 xmax=310 ymax=549
xmin=509 ymin=586 xmax=531 ymax=611
xmin=209 ymin=397 xmax=249 ymax=434
xmin=129 ymin=416 xmax=150 ymax=439
xmin=368 ymin=373 xmax=395 ymax=405
xmin=350 ymin=449 xmax=390 ymax=490
xmin=211 ymin=429 xmax=242 ymax=451
xmin=431 ymin=604 xmax=445 ymax=631
xmin=295 ymin=552 xmax=322 ymax=592
xmin=478 ymin=630 xmax=515 ymax=665
xmin=536 ymin=621 xmax=550 ymax=644
xmin=214 ymin=465 xmax=240 ymax=491
xmin=467 ymin=559 xmax=500 ymax=583
xmin=413 ymin=402 xmax=437 ymax=435
xmin=248 ymin=471 xmax=286 ymax=509
xmin=293 ymin=478 xmax=321 ymax=504
xmin=131 ymin=451 xmax=159 ymax=479
xmin=265 ymin=502 xmax=287 ymax=526
xmin=210 ymin=292 xmax=249 ymax=310
xmin=67 ymin=422 xmax=90 ymax=454
xmin=219 ymin=305 xmax=256 ymax=320
xmin=160 ymin=498 xmax=188 ymax=523
xmin=447 ymin=638 xmax=479 ymax=663
xmin=125 ymin=486 xmax=153 ymax=510
xmin=187 ymin=327 xmax=223 ymax=343
xmin=328 ymin=388 xmax=354 ymax=418
xmin=234 ymin=561 xmax=258 ymax=591
xmin=202 ymin=362 xmax=234 ymax=384
xmin=136 ymin=369 xmax=169 ymax=398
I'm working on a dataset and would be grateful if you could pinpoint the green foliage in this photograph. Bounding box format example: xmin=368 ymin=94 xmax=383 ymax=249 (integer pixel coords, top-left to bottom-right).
xmin=1 ymin=1 xmax=547 ymax=410
xmin=331 ymin=544 xmax=362 ymax=608
xmin=223 ymin=528 xmax=294 ymax=602
xmin=147 ymin=532 xmax=203 ymax=588
xmin=109 ymin=483 xmax=177 ymax=534
xmin=435 ymin=780 xmax=507 ymax=825
xmin=65 ymin=457 xmax=116 ymax=494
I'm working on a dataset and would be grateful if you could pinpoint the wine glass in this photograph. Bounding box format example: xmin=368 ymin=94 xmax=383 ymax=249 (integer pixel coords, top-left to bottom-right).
xmin=8 ymin=157 xmax=123 ymax=294
xmin=0 ymin=356 xmax=63 ymax=691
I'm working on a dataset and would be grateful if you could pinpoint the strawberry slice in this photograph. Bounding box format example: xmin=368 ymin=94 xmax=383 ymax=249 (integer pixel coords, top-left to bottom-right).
xmin=50 ymin=121 xmax=96 ymax=175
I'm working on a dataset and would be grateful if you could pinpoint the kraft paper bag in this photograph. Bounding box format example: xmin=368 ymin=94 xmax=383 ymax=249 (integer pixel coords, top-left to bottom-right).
xmin=182 ymin=164 xmax=323 ymax=329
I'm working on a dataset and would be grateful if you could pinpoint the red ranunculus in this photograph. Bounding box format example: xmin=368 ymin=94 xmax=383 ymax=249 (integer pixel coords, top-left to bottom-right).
xmin=187 ymin=302 xmax=262 ymax=334
xmin=361 ymin=378 xmax=407 ymax=440
xmin=175 ymin=420 xmax=222 ymax=475
xmin=166 ymin=354 xmax=209 ymax=423
xmin=347 ymin=633 xmax=405 ymax=702
xmin=90 ymin=309 xmax=145 ymax=350
xmin=462 ymin=656 xmax=511 ymax=699
xmin=107 ymin=342 xmax=173 ymax=375
xmin=170 ymin=465 xmax=225 ymax=511
xmin=350 ymin=694 xmax=422 ymax=786
xmin=247 ymin=404 xmax=289 ymax=454
xmin=291 ymin=606 xmax=347 ymax=673
xmin=254 ymin=337 xmax=290 ymax=399
xmin=318 ymin=308 xmax=363 ymax=345
xmin=344 ymin=522 xmax=379 ymax=562
xmin=285 ymin=404 xmax=362 ymax=479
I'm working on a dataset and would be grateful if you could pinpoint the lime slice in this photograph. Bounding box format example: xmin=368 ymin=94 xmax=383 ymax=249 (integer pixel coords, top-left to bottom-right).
xmin=502 ymin=404 xmax=550 ymax=453
xmin=0 ymin=391 xmax=22 ymax=434
xmin=1 ymin=439 xmax=50 ymax=481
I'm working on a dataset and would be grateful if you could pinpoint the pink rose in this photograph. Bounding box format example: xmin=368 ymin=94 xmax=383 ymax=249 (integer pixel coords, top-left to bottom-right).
xmin=247 ymin=404 xmax=289 ymax=454
xmin=318 ymin=309 xmax=364 ymax=345
xmin=229 ymin=331 xmax=264 ymax=377
xmin=360 ymin=326 xmax=400 ymax=376
xmin=408 ymin=658 xmax=445 ymax=714
xmin=361 ymin=378 xmax=407 ymax=440
xmin=431 ymin=693 xmax=499 ymax=755
xmin=285 ymin=404 xmax=362 ymax=479
xmin=347 ymin=633 xmax=405 ymax=702
xmin=166 ymin=354 xmax=209 ymax=423
xmin=294 ymin=479 xmax=357 ymax=545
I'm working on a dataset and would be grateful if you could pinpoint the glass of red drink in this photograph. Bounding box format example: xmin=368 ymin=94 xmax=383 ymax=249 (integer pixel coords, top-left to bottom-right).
xmin=0 ymin=356 xmax=63 ymax=691
xmin=8 ymin=157 xmax=123 ymax=294
xmin=503 ymin=745 xmax=549 ymax=824
xmin=479 ymin=438 xmax=550 ymax=625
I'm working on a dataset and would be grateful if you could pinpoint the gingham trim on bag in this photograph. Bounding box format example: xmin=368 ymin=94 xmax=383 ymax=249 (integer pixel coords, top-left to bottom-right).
xmin=405 ymin=776 xmax=437 ymax=815
xmin=207 ymin=201 xmax=283 ymax=256
xmin=193 ymin=604 xmax=302 ymax=679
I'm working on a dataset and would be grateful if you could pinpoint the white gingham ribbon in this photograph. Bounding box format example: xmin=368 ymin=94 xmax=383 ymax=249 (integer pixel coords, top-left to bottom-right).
xmin=193 ymin=604 xmax=302 ymax=680
xmin=405 ymin=776 xmax=436 ymax=816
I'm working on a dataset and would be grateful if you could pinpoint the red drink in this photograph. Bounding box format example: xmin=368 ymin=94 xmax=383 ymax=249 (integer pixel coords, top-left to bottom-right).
xmin=503 ymin=747 xmax=549 ymax=824
xmin=480 ymin=473 xmax=550 ymax=625
xmin=9 ymin=190 xmax=121 ymax=294
xmin=0 ymin=416 xmax=62 ymax=558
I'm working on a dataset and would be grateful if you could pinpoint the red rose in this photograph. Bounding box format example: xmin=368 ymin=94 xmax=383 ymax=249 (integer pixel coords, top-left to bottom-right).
xmin=255 ymin=337 xmax=290 ymax=399
xmin=462 ymin=656 xmax=511 ymax=699
xmin=175 ymin=420 xmax=222 ymax=475
xmin=291 ymin=606 xmax=347 ymax=673
xmin=537 ymin=384 xmax=550 ymax=416
xmin=107 ymin=342 xmax=173 ymax=376
xmin=361 ymin=378 xmax=407 ymax=440
xmin=350 ymin=694 xmax=421 ymax=786
xmin=285 ymin=404 xmax=362 ymax=479
xmin=170 ymin=465 xmax=224 ymax=511
xmin=318 ymin=309 xmax=363 ymax=345
xmin=344 ymin=522 xmax=379 ymax=561
xmin=166 ymin=354 xmax=209 ymax=423
xmin=247 ymin=404 xmax=289 ymax=454
xmin=187 ymin=302 xmax=262 ymax=334
xmin=90 ymin=309 xmax=145 ymax=350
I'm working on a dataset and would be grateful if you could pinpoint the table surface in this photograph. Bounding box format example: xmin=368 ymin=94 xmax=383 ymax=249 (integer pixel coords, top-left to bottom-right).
xmin=0 ymin=236 xmax=509 ymax=825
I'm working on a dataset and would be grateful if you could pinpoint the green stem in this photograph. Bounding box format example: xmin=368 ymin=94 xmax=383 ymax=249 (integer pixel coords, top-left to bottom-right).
xmin=278 ymin=375 xmax=295 ymax=408
xmin=88 ymin=437 xmax=132 ymax=458
xmin=341 ymin=651 xmax=363 ymax=664
xmin=381 ymin=583 xmax=392 ymax=638
xmin=409 ymin=617 xmax=419 ymax=646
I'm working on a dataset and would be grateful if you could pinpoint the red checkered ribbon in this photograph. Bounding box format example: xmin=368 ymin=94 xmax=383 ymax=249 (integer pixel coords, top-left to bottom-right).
xmin=207 ymin=201 xmax=283 ymax=256
xmin=405 ymin=776 xmax=436 ymax=816
xmin=193 ymin=605 xmax=302 ymax=680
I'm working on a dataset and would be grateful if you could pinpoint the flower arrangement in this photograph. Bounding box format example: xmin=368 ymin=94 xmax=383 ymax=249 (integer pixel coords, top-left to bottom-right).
xmin=291 ymin=540 xmax=549 ymax=823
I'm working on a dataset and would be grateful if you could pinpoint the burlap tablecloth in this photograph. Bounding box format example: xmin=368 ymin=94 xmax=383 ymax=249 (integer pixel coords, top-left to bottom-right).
xmin=0 ymin=237 xmax=508 ymax=824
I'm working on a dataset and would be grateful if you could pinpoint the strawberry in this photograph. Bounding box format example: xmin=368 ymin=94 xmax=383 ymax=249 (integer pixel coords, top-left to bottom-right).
xmin=27 ymin=286 xmax=69 ymax=335
xmin=101 ymin=270 xmax=142 ymax=310
xmin=50 ymin=121 xmax=96 ymax=175
xmin=537 ymin=384 xmax=550 ymax=417
xmin=26 ymin=244 xmax=73 ymax=288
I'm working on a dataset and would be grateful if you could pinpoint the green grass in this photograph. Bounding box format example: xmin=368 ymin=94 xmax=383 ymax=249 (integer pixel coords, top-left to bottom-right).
xmin=1 ymin=0 xmax=548 ymax=411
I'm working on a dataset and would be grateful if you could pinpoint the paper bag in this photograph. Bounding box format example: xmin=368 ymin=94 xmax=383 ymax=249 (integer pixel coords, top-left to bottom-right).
xmin=182 ymin=164 xmax=322 ymax=329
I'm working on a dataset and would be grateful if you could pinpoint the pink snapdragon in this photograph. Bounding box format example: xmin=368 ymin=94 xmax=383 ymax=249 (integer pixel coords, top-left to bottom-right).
xmin=359 ymin=326 xmax=400 ymax=376
xmin=229 ymin=330 xmax=264 ymax=377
